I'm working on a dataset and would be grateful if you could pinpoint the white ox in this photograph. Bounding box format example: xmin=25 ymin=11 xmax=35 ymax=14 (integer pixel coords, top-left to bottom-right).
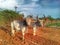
xmin=11 ymin=20 xmax=27 ymax=40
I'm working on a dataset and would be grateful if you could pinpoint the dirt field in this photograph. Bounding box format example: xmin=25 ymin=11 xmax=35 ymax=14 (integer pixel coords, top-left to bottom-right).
xmin=0 ymin=26 xmax=60 ymax=45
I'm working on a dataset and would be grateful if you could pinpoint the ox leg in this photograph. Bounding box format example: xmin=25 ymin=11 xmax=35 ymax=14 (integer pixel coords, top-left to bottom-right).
xmin=33 ymin=26 xmax=37 ymax=36
xmin=22 ymin=33 xmax=25 ymax=40
xmin=22 ymin=27 xmax=26 ymax=40
xmin=12 ymin=30 xmax=15 ymax=36
xmin=25 ymin=27 xmax=28 ymax=33
xmin=41 ymin=20 xmax=44 ymax=27
xmin=11 ymin=22 xmax=15 ymax=36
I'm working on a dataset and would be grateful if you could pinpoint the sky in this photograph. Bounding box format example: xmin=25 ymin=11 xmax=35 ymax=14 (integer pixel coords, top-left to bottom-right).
xmin=0 ymin=0 xmax=60 ymax=18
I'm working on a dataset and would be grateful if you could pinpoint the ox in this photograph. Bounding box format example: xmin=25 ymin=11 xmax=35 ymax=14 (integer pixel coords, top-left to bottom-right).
xmin=11 ymin=19 xmax=27 ymax=40
xmin=11 ymin=19 xmax=44 ymax=40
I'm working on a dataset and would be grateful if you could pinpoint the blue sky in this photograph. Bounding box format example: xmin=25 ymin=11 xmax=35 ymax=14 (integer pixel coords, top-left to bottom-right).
xmin=0 ymin=0 xmax=60 ymax=18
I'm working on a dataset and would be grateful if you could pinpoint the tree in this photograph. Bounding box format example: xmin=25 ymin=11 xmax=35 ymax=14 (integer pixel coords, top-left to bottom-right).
xmin=47 ymin=15 xmax=54 ymax=20
xmin=47 ymin=15 xmax=54 ymax=23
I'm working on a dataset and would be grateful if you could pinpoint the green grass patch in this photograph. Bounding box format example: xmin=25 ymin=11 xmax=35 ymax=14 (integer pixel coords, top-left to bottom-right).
xmin=46 ymin=22 xmax=60 ymax=27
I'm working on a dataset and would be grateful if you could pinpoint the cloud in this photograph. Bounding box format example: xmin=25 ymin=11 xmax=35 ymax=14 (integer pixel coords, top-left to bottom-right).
xmin=0 ymin=0 xmax=17 ymax=9
xmin=0 ymin=0 xmax=59 ymax=18
xmin=16 ymin=0 xmax=24 ymax=4
xmin=40 ymin=0 xmax=60 ymax=8
xmin=17 ymin=0 xmax=40 ymax=12
xmin=32 ymin=0 xmax=39 ymax=2
xmin=16 ymin=0 xmax=60 ymax=18
xmin=17 ymin=0 xmax=41 ymax=16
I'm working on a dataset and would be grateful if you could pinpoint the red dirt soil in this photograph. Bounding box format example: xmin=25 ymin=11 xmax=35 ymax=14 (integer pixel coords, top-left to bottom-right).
xmin=0 ymin=26 xmax=60 ymax=45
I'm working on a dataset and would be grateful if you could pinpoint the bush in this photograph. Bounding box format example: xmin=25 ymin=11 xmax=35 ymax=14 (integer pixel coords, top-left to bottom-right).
xmin=0 ymin=9 xmax=24 ymax=26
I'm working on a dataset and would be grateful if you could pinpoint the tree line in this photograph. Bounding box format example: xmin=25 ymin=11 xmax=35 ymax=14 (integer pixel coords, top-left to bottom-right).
xmin=0 ymin=9 xmax=60 ymax=26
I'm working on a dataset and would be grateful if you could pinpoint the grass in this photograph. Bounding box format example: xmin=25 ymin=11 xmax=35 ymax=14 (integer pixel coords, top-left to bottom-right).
xmin=46 ymin=22 xmax=60 ymax=27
